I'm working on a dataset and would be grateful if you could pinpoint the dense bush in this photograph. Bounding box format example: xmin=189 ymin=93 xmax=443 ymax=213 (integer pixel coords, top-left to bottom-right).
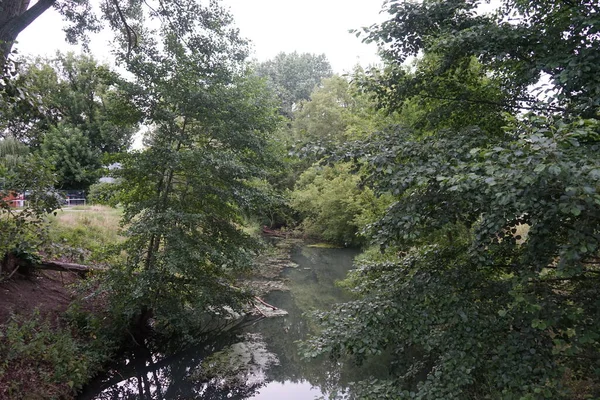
xmin=290 ymin=163 xmax=391 ymax=246
xmin=0 ymin=311 xmax=111 ymax=399
xmin=87 ymin=182 xmax=121 ymax=207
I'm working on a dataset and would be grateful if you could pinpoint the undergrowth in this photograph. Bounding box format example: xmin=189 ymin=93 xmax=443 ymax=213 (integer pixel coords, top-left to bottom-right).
xmin=0 ymin=309 xmax=114 ymax=399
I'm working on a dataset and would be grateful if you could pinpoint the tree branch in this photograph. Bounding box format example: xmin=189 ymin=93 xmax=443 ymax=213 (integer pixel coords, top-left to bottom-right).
xmin=0 ymin=0 xmax=56 ymax=52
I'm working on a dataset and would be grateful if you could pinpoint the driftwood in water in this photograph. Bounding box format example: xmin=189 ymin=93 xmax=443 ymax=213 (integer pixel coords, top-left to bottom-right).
xmin=254 ymin=296 xmax=278 ymax=310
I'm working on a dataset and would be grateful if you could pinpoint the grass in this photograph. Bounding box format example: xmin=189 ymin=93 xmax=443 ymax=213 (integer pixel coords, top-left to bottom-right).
xmin=46 ymin=205 xmax=124 ymax=263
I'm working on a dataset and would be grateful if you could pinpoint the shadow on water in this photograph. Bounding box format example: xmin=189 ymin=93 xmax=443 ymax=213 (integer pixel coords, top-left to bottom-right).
xmin=80 ymin=244 xmax=388 ymax=400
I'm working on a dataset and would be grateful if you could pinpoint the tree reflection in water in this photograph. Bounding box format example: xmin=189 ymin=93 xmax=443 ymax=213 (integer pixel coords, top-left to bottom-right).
xmin=81 ymin=329 xmax=272 ymax=400
xmin=80 ymin=246 xmax=387 ymax=400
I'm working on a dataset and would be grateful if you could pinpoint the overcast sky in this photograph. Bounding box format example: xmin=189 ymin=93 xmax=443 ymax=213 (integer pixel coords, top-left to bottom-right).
xmin=15 ymin=0 xmax=387 ymax=73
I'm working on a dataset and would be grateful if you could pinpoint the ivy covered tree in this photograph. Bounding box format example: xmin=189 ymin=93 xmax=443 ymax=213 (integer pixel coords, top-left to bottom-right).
xmin=303 ymin=0 xmax=600 ymax=398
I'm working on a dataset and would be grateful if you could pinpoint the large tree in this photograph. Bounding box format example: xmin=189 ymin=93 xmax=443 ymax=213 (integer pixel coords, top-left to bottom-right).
xmin=99 ymin=0 xmax=280 ymax=350
xmin=303 ymin=1 xmax=600 ymax=398
xmin=2 ymin=52 xmax=139 ymax=189
xmin=9 ymin=52 xmax=140 ymax=151
xmin=256 ymin=52 xmax=333 ymax=118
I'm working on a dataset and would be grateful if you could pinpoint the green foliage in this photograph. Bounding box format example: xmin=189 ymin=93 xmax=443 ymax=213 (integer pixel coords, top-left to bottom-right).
xmin=41 ymin=124 xmax=101 ymax=190
xmin=303 ymin=0 xmax=600 ymax=398
xmin=291 ymin=163 xmax=391 ymax=247
xmin=256 ymin=52 xmax=333 ymax=118
xmin=3 ymin=53 xmax=139 ymax=190
xmin=87 ymin=182 xmax=122 ymax=207
xmin=308 ymin=118 xmax=600 ymax=398
xmin=0 ymin=311 xmax=110 ymax=398
xmin=96 ymin=0 xmax=281 ymax=349
xmin=363 ymin=55 xmax=510 ymax=136
xmin=359 ymin=0 xmax=600 ymax=117
xmin=0 ymin=136 xmax=29 ymax=169
xmin=0 ymin=152 xmax=60 ymax=266
xmin=8 ymin=52 xmax=139 ymax=150
xmin=293 ymin=73 xmax=395 ymax=145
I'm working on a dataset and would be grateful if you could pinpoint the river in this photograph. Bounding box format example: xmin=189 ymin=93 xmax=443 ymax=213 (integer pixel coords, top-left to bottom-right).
xmin=82 ymin=243 xmax=383 ymax=400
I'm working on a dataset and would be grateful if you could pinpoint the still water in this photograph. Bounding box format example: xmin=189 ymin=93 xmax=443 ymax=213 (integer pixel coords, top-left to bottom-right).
xmin=246 ymin=245 xmax=359 ymax=399
xmin=83 ymin=244 xmax=380 ymax=400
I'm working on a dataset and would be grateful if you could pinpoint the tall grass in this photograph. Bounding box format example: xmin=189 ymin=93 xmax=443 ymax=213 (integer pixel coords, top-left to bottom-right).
xmin=46 ymin=206 xmax=123 ymax=263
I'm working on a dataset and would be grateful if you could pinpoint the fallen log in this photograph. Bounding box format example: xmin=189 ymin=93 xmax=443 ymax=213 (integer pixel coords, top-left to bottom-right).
xmin=36 ymin=260 xmax=104 ymax=274
xmin=14 ymin=258 xmax=104 ymax=277
xmin=261 ymin=226 xmax=288 ymax=237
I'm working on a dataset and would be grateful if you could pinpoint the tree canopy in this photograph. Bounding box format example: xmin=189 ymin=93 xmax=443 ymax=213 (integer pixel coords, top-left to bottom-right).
xmin=255 ymin=52 xmax=333 ymax=118
xmin=1 ymin=52 xmax=139 ymax=189
xmin=302 ymin=0 xmax=600 ymax=398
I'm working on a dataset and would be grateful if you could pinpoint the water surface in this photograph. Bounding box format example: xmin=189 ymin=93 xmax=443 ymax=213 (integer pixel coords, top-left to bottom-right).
xmin=83 ymin=244 xmax=377 ymax=400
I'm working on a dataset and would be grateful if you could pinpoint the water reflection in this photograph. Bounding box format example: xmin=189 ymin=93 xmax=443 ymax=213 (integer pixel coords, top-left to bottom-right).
xmin=82 ymin=245 xmax=384 ymax=400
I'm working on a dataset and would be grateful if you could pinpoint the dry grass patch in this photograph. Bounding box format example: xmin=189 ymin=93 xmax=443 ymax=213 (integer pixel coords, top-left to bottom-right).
xmin=46 ymin=206 xmax=124 ymax=263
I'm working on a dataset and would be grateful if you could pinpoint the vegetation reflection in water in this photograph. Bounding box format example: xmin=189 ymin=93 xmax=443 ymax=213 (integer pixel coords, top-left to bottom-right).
xmin=83 ymin=245 xmax=390 ymax=400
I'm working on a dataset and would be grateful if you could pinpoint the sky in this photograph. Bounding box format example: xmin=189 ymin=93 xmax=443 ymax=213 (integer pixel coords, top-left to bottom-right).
xmin=15 ymin=0 xmax=387 ymax=74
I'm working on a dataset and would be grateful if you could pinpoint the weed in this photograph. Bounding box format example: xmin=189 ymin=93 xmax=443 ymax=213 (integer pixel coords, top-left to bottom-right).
xmin=0 ymin=310 xmax=111 ymax=399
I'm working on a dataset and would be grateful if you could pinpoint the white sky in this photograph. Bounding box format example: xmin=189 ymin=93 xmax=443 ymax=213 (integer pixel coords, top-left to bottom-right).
xmin=15 ymin=0 xmax=387 ymax=74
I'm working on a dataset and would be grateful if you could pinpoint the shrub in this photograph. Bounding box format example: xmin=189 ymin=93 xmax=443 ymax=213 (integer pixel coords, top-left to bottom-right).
xmin=87 ymin=182 xmax=121 ymax=207
xmin=0 ymin=311 xmax=110 ymax=398
xmin=290 ymin=163 xmax=391 ymax=246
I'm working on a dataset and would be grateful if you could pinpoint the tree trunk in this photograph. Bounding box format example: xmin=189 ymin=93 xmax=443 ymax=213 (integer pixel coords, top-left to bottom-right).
xmin=0 ymin=0 xmax=56 ymax=62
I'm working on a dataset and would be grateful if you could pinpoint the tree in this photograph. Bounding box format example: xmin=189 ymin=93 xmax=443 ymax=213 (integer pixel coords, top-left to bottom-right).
xmin=0 ymin=0 xmax=99 ymax=64
xmin=293 ymin=73 xmax=397 ymax=145
xmin=303 ymin=1 xmax=600 ymax=398
xmin=97 ymin=0 xmax=280 ymax=350
xmin=256 ymin=52 xmax=333 ymax=118
xmin=360 ymin=0 xmax=600 ymax=118
xmin=1 ymin=52 xmax=139 ymax=189
xmin=6 ymin=52 xmax=139 ymax=150
xmin=41 ymin=124 xmax=100 ymax=189
xmin=291 ymin=163 xmax=390 ymax=247
xmin=288 ymin=73 xmax=396 ymax=245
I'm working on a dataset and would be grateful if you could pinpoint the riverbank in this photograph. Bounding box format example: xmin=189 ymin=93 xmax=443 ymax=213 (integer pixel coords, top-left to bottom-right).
xmin=0 ymin=221 xmax=309 ymax=399
xmin=79 ymin=242 xmax=366 ymax=399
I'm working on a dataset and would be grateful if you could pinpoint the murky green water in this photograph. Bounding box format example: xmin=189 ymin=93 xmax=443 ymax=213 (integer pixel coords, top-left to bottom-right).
xmin=83 ymin=244 xmax=380 ymax=400
xmin=245 ymin=245 xmax=359 ymax=399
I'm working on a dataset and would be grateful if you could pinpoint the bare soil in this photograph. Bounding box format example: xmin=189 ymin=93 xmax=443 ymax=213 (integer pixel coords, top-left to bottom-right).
xmin=0 ymin=270 xmax=79 ymax=324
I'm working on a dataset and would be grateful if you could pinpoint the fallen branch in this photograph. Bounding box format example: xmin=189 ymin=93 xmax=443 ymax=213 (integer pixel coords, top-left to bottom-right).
xmin=0 ymin=264 xmax=21 ymax=282
xmin=254 ymin=296 xmax=278 ymax=310
xmin=261 ymin=227 xmax=288 ymax=238
xmin=253 ymin=303 xmax=268 ymax=318
xmin=36 ymin=260 xmax=104 ymax=274
xmin=13 ymin=258 xmax=105 ymax=277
